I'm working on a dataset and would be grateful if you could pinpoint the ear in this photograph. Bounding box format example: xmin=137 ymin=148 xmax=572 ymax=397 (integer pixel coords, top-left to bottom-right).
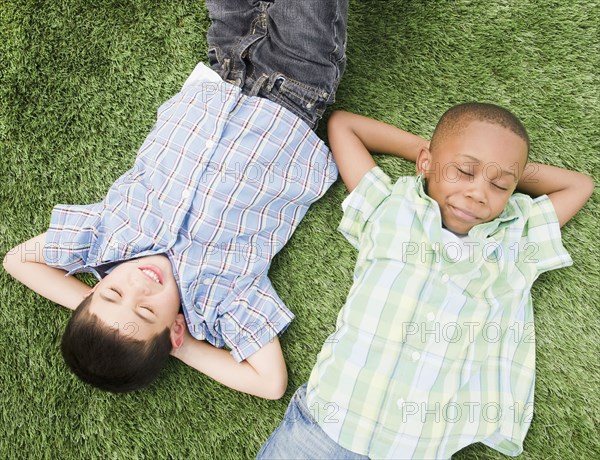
xmin=170 ymin=313 xmax=186 ymax=350
xmin=416 ymin=145 xmax=432 ymax=176
xmin=83 ymin=284 xmax=98 ymax=299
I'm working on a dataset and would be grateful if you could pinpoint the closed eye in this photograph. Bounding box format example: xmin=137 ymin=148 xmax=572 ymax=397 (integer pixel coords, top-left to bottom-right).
xmin=492 ymin=183 xmax=508 ymax=191
xmin=457 ymin=168 xmax=473 ymax=176
xmin=138 ymin=305 xmax=156 ymax=321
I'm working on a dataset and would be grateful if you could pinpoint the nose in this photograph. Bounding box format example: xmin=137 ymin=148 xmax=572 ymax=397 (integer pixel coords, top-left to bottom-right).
xmin=128 ymin=271 xmax=152 ymax=296
xmin=464 ymin=176 xmax=486 ymax=204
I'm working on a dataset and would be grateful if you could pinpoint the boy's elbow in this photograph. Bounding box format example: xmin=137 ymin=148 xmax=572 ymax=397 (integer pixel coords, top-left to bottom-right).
xmin=261 ymin=369 xmax=288 ymax=400
xmin=3 ymin=248 xmax=18 ymax=275
xmin=581 ymin=174 xmax=595 ymax=201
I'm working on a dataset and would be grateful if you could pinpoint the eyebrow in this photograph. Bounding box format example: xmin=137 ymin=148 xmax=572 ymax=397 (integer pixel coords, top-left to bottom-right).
xmin=98 ymin=291 xmax=154 ymax=324
xmin=459 ymin=154 xmax=517 ymax=180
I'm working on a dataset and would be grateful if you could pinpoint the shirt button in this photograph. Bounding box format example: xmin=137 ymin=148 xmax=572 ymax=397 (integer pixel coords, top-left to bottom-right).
xmin=205 ymin=139 xmax=215 ymax=149
xmin=396 ymin=398 xmax=404 ymax=409
xmin=441 ymin=273 xmax=449 ymax=282
xmin=202 ymin=278 xmax=212 ymax=285
xmin=427 ymin=312 xmax=436 ymax=321
xmin=182 ymin=189 xmax=191 ymax=199
xmin=411 ymin=351 xmax=420 ymax=362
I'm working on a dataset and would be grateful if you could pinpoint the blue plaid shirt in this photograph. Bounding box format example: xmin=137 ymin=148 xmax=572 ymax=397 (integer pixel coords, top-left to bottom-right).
xmin=43 ymin=63 xmax=337 ymax=362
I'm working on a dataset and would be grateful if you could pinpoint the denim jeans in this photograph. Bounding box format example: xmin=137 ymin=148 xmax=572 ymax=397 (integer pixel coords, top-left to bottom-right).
xmin=205 ymin=0 xmax=348 ymax=129
xmin=256 ymin=384 xmax=370 ymax=460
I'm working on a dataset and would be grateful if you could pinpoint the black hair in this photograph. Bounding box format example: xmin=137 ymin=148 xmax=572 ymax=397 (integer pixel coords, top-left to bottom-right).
xmin=61 ymin=293 xmax=172 ymax=393
xmin=430 ymin=102 xmax=530 ymax=157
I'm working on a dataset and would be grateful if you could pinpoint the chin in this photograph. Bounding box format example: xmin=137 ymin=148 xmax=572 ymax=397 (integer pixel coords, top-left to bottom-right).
xmin=453 ymin=227 xmax=470 ymax=236
xmin=441 ymin=217 xmax=468 ymax=235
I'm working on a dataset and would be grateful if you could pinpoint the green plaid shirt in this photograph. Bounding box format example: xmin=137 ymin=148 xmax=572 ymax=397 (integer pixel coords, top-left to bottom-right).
xmin=306 ymin=167 xmax=572 ymax=459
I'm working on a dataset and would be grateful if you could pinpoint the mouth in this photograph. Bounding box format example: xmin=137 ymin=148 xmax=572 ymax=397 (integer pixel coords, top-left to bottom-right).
xmin=139 ymin=265 xmax=163 ymax=285
xmin=449 ymin=205 xmax=479 ymax=223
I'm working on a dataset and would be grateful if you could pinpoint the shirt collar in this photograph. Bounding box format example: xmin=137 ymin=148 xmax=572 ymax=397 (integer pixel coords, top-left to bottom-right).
xmin=414 ymin=174 xmax=520 ymax=241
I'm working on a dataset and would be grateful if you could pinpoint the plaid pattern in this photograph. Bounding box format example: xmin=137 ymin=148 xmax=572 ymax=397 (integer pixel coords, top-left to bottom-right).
xmin=43 ymin=63 xmax=337 ymax=362
xmin=306 ymin=167 xmax=572 ymax=459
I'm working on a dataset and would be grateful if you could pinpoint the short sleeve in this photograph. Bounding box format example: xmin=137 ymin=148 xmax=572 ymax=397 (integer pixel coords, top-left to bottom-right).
xmin=524 ymin=195 xmax=573 ymax=275
xmin=338 ymin=166 xmax=393 ymax=249
xmin=217 ymin=276 xmax=294 ymax=363
xmin=43 ymin=203 xmax=102 ymax=274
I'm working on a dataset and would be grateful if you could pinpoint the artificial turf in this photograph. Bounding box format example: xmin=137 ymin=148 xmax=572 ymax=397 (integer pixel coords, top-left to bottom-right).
xmin=0 ymin=1 xmax=598 ymax=459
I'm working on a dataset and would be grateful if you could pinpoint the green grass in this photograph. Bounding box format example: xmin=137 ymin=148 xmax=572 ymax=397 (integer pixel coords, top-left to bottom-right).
xmin=1 ymin=1 xmax=598 ymax=458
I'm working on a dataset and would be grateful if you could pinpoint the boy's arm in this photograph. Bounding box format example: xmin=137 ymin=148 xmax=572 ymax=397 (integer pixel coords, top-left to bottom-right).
xmin=328 ymin=110 xmax=428 ymax=191
xmin=3 ymin=233 xmax=90 ymax=310
xmin=170 ymin=330 xmax=287 ymax=400
xmin=517 ymin=163 xmax=595 ymax=227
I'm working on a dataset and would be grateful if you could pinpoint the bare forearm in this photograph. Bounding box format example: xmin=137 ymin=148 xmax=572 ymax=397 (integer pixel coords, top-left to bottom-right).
xmin=518 ymin=163 xmax=595 ymax=227
xmin=3 ymin=233 xmax=90 ymax=310
xmin=173 ymin=338 xmax=260 ymax=393
xmin=328 ymin=111 xmax=428 ymax=191
xmin=171 ymin=332 xmax=287 ymax=399
xmin=330 ymin=111 xmax=428 ymax=161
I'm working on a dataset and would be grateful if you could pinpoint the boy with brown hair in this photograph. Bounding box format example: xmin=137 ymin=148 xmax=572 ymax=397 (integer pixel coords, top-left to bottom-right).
xmin=3 ymin=0 xmax=348 ymax=398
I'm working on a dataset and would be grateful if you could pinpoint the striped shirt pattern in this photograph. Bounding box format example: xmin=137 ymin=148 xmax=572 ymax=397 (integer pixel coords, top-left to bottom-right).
xmin=44 ymin=63 xmax=337 ymax=362
xmin=306 ymin=167 xmax=572 ymax=459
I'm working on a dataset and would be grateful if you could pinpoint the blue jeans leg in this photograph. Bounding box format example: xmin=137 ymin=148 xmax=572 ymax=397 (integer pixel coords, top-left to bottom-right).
xmin=256 ymin=384 xmax=369 ymax=460
xmin=205 ymin=0 xmax=264 ymax=83
xmin=205 ymin=0 xmax=348 ymax=129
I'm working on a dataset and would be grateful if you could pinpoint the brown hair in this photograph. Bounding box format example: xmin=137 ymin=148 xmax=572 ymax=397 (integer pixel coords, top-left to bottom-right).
xmin=61 ymin=293 xmax=172 ymax=393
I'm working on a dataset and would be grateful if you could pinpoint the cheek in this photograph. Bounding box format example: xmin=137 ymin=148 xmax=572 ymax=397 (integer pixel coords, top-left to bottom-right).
xmin=430 ymin=180 xmax=458 ymax=200
xmin=490 ymin=195 xmax=511 ymax=216
xmin=102 ymin=264 xmax=129 ymax=281
xmin=425 ymin=177 xmax=442 ymax=198
xmin=163 ymin=286 xmax=181 ymax=308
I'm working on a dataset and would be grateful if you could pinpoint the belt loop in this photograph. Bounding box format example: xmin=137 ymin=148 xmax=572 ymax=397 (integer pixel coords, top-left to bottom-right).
xmin=265 ymin=74 xmax=285 ymax=93
xmin=248 ymin=73 xmax=269 ymax=97
xmin=218 ymin=58 xmax=232 ymax=80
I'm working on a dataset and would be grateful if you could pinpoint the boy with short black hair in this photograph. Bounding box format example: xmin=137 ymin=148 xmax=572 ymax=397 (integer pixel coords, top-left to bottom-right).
xmin=257 ymin=104 xmax=594 ymax=458
xmin=3 ymin=0 xmax=348 ymax=398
